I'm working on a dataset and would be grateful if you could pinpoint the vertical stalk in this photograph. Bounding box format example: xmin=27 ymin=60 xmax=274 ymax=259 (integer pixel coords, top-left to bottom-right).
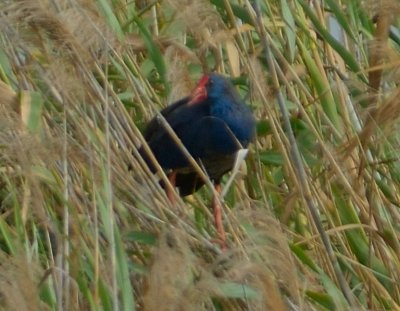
xmin=252 ymin=0 xmax=357 ymax=307
xmin=104 ymin=58 xmax=119 ymax=311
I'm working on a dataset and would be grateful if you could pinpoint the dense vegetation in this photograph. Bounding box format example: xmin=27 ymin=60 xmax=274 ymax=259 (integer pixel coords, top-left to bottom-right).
xmin=0 ymin=0 xmax=400 ymax=310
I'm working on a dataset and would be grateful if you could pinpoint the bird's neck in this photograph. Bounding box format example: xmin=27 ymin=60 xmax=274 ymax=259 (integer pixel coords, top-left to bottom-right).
xmin=210 ymin=97 xmax=253 ymax=145
xmin=209 ymin=95 xmax=238 ymax=119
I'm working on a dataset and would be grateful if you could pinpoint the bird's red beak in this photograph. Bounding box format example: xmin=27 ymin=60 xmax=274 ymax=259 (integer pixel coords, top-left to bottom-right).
xmin=188 ymin=75 xmax=208 ymax=105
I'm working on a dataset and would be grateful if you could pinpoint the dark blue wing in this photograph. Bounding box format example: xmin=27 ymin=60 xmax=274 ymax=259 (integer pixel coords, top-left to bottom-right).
xmin=182 ymin=116 xmax=242 ymax=159
xmin=144 ymin=97 xmax=189 ymax=143
xmin=170 ymin=117 xmax=242 ymax=195
xmin=141 ymin=98 xmax=210 ymax=170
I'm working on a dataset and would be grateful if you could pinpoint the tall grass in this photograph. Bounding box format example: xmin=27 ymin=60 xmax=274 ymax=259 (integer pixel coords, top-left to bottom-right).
xmin=0 ymin=0 xmax=400 ymax=310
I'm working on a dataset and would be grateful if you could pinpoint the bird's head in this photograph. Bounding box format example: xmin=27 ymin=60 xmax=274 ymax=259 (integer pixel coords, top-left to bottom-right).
xmin=188 ymin=73 xmax=233 ymax=105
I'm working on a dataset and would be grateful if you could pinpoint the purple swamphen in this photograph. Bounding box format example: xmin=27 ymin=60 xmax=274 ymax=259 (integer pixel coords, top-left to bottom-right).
xmin=141 ymin=73 xmax=255 ymax=247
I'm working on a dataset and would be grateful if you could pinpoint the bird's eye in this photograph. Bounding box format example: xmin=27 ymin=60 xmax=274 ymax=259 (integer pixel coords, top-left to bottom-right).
xmin=207 ymin=79 xmax=213 ymax=87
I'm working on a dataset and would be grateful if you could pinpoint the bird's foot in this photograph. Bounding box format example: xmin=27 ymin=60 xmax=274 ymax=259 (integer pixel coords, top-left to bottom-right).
xmin=210 ymin=238 xmax=228 ymax=251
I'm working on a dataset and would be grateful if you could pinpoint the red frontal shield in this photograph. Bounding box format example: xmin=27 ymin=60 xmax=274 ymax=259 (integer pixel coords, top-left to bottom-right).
xmin=188 ymin=75 xmax=209 ymax=105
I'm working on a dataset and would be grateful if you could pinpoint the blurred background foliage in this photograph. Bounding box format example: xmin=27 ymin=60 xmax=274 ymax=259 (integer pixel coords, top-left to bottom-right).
xmin=0 ymin=0 xmax=400 ymax=310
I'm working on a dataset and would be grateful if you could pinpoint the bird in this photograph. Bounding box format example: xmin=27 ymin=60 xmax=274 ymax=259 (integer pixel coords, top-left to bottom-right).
xmin=140 ymin=73 xmax=256 ymax=247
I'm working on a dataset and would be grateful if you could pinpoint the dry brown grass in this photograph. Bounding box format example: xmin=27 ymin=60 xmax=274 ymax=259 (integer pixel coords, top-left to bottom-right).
xmin=0 ymin=0 xmax=400 ymax=310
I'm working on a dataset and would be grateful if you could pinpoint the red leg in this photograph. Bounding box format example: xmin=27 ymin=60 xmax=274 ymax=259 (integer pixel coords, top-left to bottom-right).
xmin=212 ymin=184 xmax=227 ymax=250
xmin=166 ymin=171 xmax=177 ymax=205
